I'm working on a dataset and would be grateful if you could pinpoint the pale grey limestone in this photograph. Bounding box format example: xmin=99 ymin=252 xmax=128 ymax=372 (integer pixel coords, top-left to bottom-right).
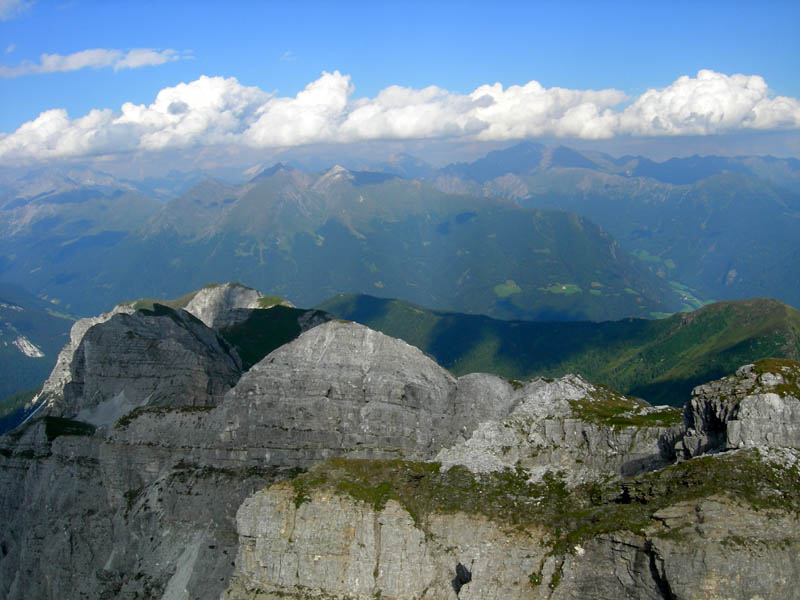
xmin=46 ymin=306 xmax=243 ymax=422
xmin=184 ymin=282 xmax=292 ymax=329
xmin=25 ymin=302 xmax=135 ymax=418
xmin=438 ymin=374 xmax=674 ymax=485
xmin=225 ymin=476 xmax=800 ymax=600
xmin=679 ymin=361 xmax=800 ymax=457
xmin=226 ymin=483 xmax=550 ymax=600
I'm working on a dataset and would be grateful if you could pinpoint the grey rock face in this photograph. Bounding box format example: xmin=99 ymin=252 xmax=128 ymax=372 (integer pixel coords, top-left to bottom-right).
xmin=27 ymin=302 xmax=135 ymax=416
xmin=226 ymin=483 xmax=551 ymax=600
xmin=640 ymin=494 xmax=800 ymax=600
xmin=0 ymin=320 xmax=462 ymax=600
xmin=213 ymin=320 xmax=460 ymax=466
xmin=0 ymin=420 xmax=281 ymax=600
xmin=438 ymin=374 xmax=676 ymax=485
xmin=679 ymin=361 xmax=800 ymax=457
xmin=225 ymin=471 xmax=800 ymax=600
xmin=45 ymin=305 xmax=243 ymax=425
xmin=184 ymin=283 xmax=292 ymax=329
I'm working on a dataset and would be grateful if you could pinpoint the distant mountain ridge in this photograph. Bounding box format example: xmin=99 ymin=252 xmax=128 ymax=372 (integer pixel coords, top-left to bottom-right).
xmin=428 ymin=142 xmax=800 ymax=309
xmin=2 ymin=143 xmax=799 ymax=318
xmin=435 ymin=141 xmax=800 ymax=189
xmin=319 ymin=293 xmax=800 ymax=406
xmin=0 ymin=163 xmax=683 ymax=320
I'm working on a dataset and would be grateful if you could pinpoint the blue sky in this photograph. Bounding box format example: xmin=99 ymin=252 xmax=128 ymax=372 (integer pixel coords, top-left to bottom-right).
xmin=1 ymin=0 xmax=799 ymax=168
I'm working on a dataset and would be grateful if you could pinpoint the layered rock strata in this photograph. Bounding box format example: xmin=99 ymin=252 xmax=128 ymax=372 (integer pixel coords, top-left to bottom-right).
xmin=44 ymin=305 xmax=243 ymax=424
xmin=226 ymin=467 xmax=800 ymax=600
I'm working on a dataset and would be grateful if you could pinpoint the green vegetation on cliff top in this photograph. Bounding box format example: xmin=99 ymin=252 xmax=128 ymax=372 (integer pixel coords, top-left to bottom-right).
xmin=290 ymin=448 xmax=800 ymax=557
xmin=318 ymin=294 xmax=800 ymax=407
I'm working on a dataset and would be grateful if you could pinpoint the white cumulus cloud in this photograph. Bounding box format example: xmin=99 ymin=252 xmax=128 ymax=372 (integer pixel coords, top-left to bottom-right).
xmin=0 ymin=47 xmax=186 ymax=77
xmin=617 ymin=70 xmax=800 ymax=135
xmin=117 ymin=75 xmax=270 ymax=151
xmin=470 ymin=81 xmax=626 ymax=140
xmin=244 ymin=70 xmax=352 ymax=147
xmin=1 ymin=69 xmax=799 ymax=162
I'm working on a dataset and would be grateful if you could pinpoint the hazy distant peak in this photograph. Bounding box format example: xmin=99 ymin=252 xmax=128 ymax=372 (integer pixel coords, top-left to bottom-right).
xmin=312 ymin=164 xmax=354 ymax=190
xmin=246 ymin=162 xmax=295 ymax=183
xmin=325 ymin=164 xmax=350 ymax=176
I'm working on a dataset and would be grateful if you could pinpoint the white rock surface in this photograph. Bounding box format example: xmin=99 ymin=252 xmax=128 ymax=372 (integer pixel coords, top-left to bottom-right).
xmin=184 ymin=283 xmax=291 ymax=329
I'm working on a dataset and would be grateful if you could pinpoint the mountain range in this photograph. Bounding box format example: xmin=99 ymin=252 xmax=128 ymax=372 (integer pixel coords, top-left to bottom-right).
xmin=4 ymin=280 xmax=797 ymax=432
xmin=0 ymin=160 xmax=688 ymax=321
xmin=430 ymin=142 xmax=800 ymax=308
xmin=3 ymin=143 xmax=799 ymax=322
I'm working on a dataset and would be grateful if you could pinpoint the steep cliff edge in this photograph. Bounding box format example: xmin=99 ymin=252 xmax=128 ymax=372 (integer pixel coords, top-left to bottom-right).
xmin=679 ymin=358 xmax=800 ymax=457
xmin=0 ymin=296 xmax=798 ymax=600
xmin=19 ymin=282 xmax=299 ymax=424
xmin=226 ymin=450 xmax=800 ymax=600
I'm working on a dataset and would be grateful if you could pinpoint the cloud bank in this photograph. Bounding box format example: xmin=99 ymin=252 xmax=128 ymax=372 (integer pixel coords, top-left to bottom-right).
xmin=0 ymin=48 xmax=186 ymax=77
xmin=2 ymin=69 xmax=799 ymax=161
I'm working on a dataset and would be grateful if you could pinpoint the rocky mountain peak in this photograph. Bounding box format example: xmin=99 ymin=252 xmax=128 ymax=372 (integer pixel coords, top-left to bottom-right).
xmin=679 ymin=358 xmax=800 ymax=457
xmin=438 ymin=373 xmax=680 ymax=484
xmin=184 ymin=282 xmax=292 ymax=328
xmin=218 ymin=320 xmax=459 ymax=462
xmin=39 ymin=304 xmax=242 ymax=425
xmin=32 ymin=303 xmax=136 ymax=415
xmin=312 ymin=164 xmax=353 ymax=191
xmin=251 ymin=319 xmax=448 ymax=380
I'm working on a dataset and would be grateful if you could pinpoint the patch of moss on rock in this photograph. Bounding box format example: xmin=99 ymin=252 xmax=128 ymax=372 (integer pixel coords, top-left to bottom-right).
xmin=569 ymin=385 xmax=682 ymax=428
xmin=752 ymin=358 xmax=800 ymax=398
xmin=565 ymin=384 xmax=680 ymax=428
xmin=256 ymin=295 xmax=290 ymax=309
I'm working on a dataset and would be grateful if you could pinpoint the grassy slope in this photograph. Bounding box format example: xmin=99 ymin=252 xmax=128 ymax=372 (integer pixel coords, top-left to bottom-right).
xmin=517 ymin=169 xmax=800 ymax=310
xmin=318 ymin=294 xmax=800 ymax=406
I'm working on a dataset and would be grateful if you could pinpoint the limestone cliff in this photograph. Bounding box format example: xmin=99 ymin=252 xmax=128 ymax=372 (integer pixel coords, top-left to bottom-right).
xmin=42 ymin=305 xmax=243 ymax=424
xmin=679 ymin=358 xmax=800 ymax=457
xmin=0 ymin=297 xmax=798 ymax=600
xmin=436 ymin=374 xmax=679 ymax=485
xmin=28 ymin=301 xmax=135 ymax=416
xmin=225 ymin=454 xmax=800 ymax=600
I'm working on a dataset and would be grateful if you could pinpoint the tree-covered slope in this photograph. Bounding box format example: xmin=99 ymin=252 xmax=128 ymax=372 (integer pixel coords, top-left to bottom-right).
xmin=0 ymin=282 xmax=74 ymax=431
xmin=318 ymin=294 xmax=800 ymax=406
xmin=434 ymin=143 xmax=800 ymax=310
